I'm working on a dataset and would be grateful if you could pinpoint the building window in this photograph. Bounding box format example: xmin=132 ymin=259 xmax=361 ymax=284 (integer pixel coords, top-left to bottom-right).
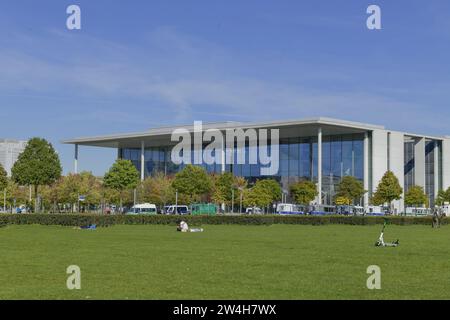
xmin=404 ymin=140 xmax=415 ymax=193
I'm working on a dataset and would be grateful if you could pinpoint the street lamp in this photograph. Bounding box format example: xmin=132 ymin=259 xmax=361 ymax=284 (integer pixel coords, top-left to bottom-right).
xmin=231 ymin=188 xmax=234 ymax=214
xmin=282 ymin=189 xmax=288 ymax=203
xmin=238 ymin=187 xmax=244 ymax=214
xmin=175 ymin=189 xmax=178 ymax=213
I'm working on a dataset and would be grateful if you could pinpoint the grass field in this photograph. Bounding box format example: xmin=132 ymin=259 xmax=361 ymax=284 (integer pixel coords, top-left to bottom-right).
xmin=0 ymin=223 xmax=449 ymax=300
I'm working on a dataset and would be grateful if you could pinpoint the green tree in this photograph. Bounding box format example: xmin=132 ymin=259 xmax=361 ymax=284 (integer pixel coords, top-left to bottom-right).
xmin=372 ymin=171 xmax=403 ymax=213
xmin=233 ymin=176 xmax=248 ymax=213
xmin=40 ymin=180 xmax=62 ymax=213
xmin=1 ymin=180 xmax=29 ymax=212
xmin=335 ymin=176 xmax=366 ymax=205
xmin=11 ymin=138 xmax=62 ymax=212
xmin=243 ymin=183 xmax=272 ymax=210
xmin=212 ymin=172 xmax=236 ymax=207
xmin=405 ymin=185 xmax=428 ymax=207
xmin=172 ymin=165 xmax=212 ymax=204
xmin=0 ymin=164 xmax=8 ymax=211
xmin=0 ymin=164 xmax=7 ymax=192
xmin=103 ymin=159 xmax=140 ymax=210
xmin=211 ymin=186 xmax=228 ymax=207
xmin=436 ymin=188 xmax=450 ymax=206
xmin=57 ymin=174 xmax=81 ymax=211
xmin=335 ymin=196 xmax=351 ymax=205
xmin=100 ymin=186 xmax=121 ymax=210
xmin=257 ymin=179 xmax=282 ymax=203
xmin=78 ymin=172 xmax=102 ymax=212
xmin=138 ymin=173 xmax=177 ymax=208
xmin=290 ymin=180 xmax=318 ymax=205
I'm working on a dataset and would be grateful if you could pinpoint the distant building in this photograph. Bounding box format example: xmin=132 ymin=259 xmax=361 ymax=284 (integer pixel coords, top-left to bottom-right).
xmin=0 ymin=139 xmax=27 ymax=176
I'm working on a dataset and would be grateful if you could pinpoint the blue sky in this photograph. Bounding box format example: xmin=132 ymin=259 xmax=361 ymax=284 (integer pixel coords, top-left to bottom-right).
xmin=1 ymin=0 xmax=450 ymax=176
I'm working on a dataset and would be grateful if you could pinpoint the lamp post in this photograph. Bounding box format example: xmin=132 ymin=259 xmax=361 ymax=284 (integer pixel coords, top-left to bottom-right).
xmin=320 ymin=191 xmax=327 ymax=206
xmin=175 ymin=189 xmax=178 ymax=213
xmin=239 ymin=187 xmax=243 ymax=214
xmin=231 ymin=188 xmax=235 ymax=214
xmin=3 ymin=189 xmax=6 ymax=213
xmin=282 ymin=189 xmax=288 ymax=204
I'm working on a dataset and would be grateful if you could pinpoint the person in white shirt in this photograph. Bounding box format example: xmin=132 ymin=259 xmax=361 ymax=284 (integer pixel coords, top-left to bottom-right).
xmin=177 ymin=220 xmax=189 ymax=232
xmin=177 ymin=220 xmax=203 ymax=233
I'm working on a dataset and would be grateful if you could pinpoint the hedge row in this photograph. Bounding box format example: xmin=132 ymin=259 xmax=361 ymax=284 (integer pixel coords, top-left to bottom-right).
xmin=0 ymin=214 xmax=446 ymax=227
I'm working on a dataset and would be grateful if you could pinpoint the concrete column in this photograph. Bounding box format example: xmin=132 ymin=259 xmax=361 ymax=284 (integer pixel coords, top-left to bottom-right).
xmin=443 ymin=138 xmax=450 ymax=190
xmin=221 ymin=133 xmax=226 ymax=173
xmin=221 ymin=133 xmax=226 ymax=212
xmin=140 ymin=141 xmax=145 ymax=181
xmin=74 ymin=144 xmax=79 ymax=174
xmin=317 ymin=127 xmax=322 ymax=205
xmin=388 ymin=132 xmax=405 ymax=213
xmin=371 ymin=129 xmax=388 ymax=193
xmin=363 ymin=132 xmax=369 ymax=207
xmin=414 ymin=138 xmax=426 ymax=188
xmin=434 ymin=141 xmax=440 ymax=202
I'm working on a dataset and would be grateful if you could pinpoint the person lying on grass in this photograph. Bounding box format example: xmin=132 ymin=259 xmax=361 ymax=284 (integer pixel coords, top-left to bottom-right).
xmin=176 ymin=220 xmax=203 ymax=233
xmin=177 ymin=220 xmax=189 ymax=232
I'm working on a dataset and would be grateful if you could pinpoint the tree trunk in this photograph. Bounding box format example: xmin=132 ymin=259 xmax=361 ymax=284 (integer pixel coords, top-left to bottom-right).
xmin=240 ymin=193 xmax=243 ymax=214
xmin=34 ymin=185 xmax=39 ymax=213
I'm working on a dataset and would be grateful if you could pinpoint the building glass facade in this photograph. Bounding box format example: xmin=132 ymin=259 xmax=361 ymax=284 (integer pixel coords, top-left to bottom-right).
xmin=425 ymin=140 xmax=435 ymax=206
xmin=404 ymin=140 xmax=415 ymax=193
xmin=121 ymin=133 xmax=365 ymax=205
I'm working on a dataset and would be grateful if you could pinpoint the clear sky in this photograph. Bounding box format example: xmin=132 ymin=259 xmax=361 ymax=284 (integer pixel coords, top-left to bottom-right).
xmin=1 ymin=1 xmax=450 ymax=176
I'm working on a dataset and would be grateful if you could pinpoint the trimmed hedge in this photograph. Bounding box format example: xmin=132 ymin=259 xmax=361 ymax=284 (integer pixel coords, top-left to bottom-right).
xmin=0 ymin=213 xmax=446 ymax=227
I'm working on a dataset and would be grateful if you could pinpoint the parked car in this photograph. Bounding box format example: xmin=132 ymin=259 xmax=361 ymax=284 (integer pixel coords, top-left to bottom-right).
xmin=335 ymin=205 xmax=365 ymax=216
xmin=276 ymin=203 xmax=306 ymax=215
xmin=245 ymin=207 xmax=262 ymax=215
xmin=309 ymin=204 xmax=336 ymax=215
xmin=16 ymin=205 xmax=27 ymax=214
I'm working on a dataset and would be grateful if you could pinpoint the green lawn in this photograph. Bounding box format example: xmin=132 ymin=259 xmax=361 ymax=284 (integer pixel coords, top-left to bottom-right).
xmin=0 ymin=224 xmax=449 ymax=300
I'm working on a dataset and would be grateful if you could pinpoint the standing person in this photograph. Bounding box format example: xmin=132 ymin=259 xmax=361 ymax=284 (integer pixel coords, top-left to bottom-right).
xmin=432 ymin=207 xmax=441 ymax=228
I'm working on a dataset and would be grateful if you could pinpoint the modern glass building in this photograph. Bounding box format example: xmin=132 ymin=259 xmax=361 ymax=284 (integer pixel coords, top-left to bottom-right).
xmin=63 ymin=118 xmax=450 ymax=213
xmin=0 ymin=139 xmax=27 ymax=176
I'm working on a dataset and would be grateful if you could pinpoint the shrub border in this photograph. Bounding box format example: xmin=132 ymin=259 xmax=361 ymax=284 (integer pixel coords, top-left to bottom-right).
xmin=0 ymin=214 xmax=446 ymax=227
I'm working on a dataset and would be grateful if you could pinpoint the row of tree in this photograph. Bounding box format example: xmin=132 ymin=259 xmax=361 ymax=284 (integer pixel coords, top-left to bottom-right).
xmin=0 ymin=137 xmax=440 ymax=213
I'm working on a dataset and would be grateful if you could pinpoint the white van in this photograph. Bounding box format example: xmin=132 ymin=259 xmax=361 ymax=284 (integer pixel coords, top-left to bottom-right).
xmin=405 ymin=207 xmax=431 ymax=216
xmin=127 ymin=203 xmax=157 ymax=215
xmin=364 ymin=205 xmax=385 ymax=216
xmin=276 ymin=203 xmax=306 ymax=215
